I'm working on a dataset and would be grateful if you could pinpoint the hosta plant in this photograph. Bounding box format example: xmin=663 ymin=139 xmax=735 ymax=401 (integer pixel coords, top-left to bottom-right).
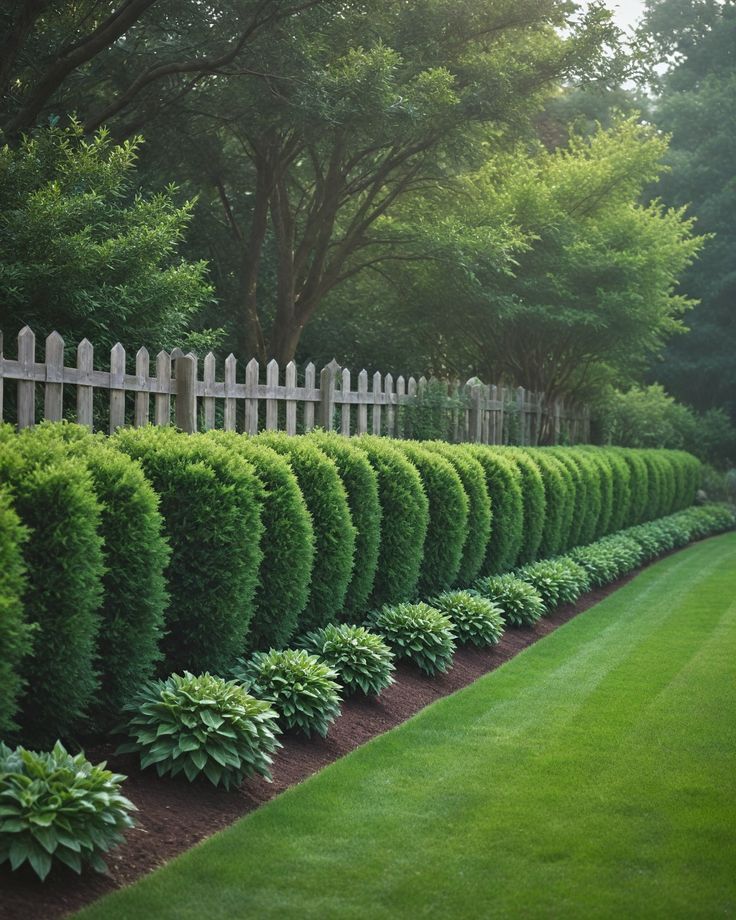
xmin=118 ymin=672 xmax=280 ymax=789
xmin=430 ymin=590 xmax=505 ymax=647
xmin=366 ymin=603 xmax=456 ymax=676
xmin=297 ymin=624 xmax=395 ymax=697
xmin=473 ymin=574 xmax=545 ymax=627
xmin=232 ymin=649 xmax=342 ymax=738
xmin=0 ymin=740 xmax=136 ymax=881
xmin=517 ymin=558 xmax=591 ymax=611
xmin=571 ymin=536 xmax=643 ymax=587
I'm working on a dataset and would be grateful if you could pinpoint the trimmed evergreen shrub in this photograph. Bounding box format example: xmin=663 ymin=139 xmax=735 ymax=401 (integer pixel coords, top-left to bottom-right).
xmin=614 ymin=449 xmax=649 ymax=526
xmin=258 ymin=433 xmax=355 ymax=631
xmin=0 ymin=427 xmax=104 ymax=744
xmin=35 ymin=423 xmax=169 ymax=724
xmin=497 ymin=448 xmax=546 ymax=566
xmin=297 ymin=623 xmax=394 ymax=696
xmin=425 ymin=442 xmax=492 ymax=585
xmin=366 ymin=603 xmax=456 ymax=676
xmin=603 ymin=449 xmax=632 ymax=534
xmin=473 ymin=574 xmax=545 ymax=627
xmin=307 ymin=431 xmax=381 ymax=618
xmin=396 ymin=442 xmax=469 ymax=595
xmin=580 ymin=448 xmax=614 ymax=539
xmin=0 ymin=741 xmax=136 ymax=880
xmin=118 ymin=672 xmax=280 ymax=788
xmin=569 ymin=449 xmax=603 ymax=545
xmin=0 ymin=488 xmax=31 ymax=736
xmin=358 ymin=436 xmax=429 ymax=607
xmin=527 ymin=450 xmax=569 ymax=559
xmin=430 ymin=590 xmax=505 ymax=647
xmin=547 ymin=448 xmax=587 ymax=550
xmin=517 ymin=558 xmax=591 ymax=611
xmin=234 ymin=649 xmax=342 ymax=738
xmin=463 ymin=446 xmax=524 ymax=573
xmin=113 ymin=427 xmax=264 ymax=674
xmin=638 ymin=451 xmax=664 ymax=522
xmin=205 ymin=432 xmax=314 ymax=650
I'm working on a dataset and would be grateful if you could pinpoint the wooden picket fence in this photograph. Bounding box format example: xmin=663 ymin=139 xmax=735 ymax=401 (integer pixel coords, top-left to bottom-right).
xmin=0 ymin=326 xmax=590 ymax=445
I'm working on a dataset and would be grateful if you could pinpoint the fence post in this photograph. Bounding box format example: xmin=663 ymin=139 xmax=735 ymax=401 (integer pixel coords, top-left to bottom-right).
xmin=155 ymin=350 xmax=171 ymax=427
xmin=174 ymin=352 xmax=197 ymax=433
xmin=285 ymin=360 xmax=298 ymax=435
xmin=468 ymin=381 xmax=483 ymax=443
xmin=319 ymin=359 xmax=339 ymax=431
xmin=516 ymin=386 xmax=526 ymax=445
xmin=224 ymin=354 xmax=237 ymax=431
xmin=43 ymin=330 xmax=64 ymax=422
xmin=17 ymin=326 xmax=35 ymax=429
xmin=341 ymin=367 xmax=351 ymax=436
xmin=135 ymin=347 xmax=150 ymax=427
xmin=109 ymin=342 xmax=126 ymax=433
xmin=244 ymin=358 xmax=259 ymax=434
xmin=304 ymin=362 xmax=316 ymax=432
xmin=203 ymin=351 xmax=216 ymax=431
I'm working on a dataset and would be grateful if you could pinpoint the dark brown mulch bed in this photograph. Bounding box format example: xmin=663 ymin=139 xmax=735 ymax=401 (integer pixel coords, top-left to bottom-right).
xmin=0 ymin=570 xmax=640 ymax=920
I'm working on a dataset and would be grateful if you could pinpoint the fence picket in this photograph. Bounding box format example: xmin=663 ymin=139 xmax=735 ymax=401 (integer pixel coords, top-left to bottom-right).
xmin=245 ymin=358 xmax=259 ymax=434
xmin=224 ymin=354 xmax=237 ymax=431
xmin=17 ymin=326 xmax=35 ymax=429
xmin=357 ymin=370 xmax=368 ymax=435
xmin=109 ymin=342 xmax=126 ymax=433
xmin=285 ymin=360 xmax=298 ymax=435
xmin=44 ymin=331 xmax=64 ymax=422
xmin=135 ymin=347 xmax=150 ymax=427
xmin=203 ymin=351 xmax=216 ymax=431
xmin=341 ymin=368 xmax=351 ymax=436
xmin=154 ymin=351 xmax=171 ymax=427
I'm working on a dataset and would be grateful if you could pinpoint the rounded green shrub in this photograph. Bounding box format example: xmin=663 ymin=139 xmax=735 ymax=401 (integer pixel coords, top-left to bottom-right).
xmin=0 ymin=487 xmax=31 ymax=736
xmin=297 ymin=623 xmax=394 ymax=696
xmin=258 ymin=433 xmax=355 ymax=631
xmin=233 ymin=649 xmax=342 ymax=738
xmin=603 ymin=449 xmax=632 ymax=534
xmin=463 ymin=446 xmax=524 ymax=573
xmin=205 ymin=432 xmax=314 ymax=650
xmin=580 ymin=448 xmax=614 ymax=539
xmin=396 ymin=442 xmax=469 ymax=595
xmin=517 ymin=558 xmax=591 ymax=611
xmin=118 ymin=672 xmax=280 ymax=788
xmin=357 ymin=437 xmax=429 ymax=607
xmin=113 ymin=427 xmax=264 ymax=674
xmin=425 ymin=442 xmax=492 ymax=585
xmin=0 ymin=427 xmax=104 ymax=744
xmin=366 ymin=603 xmax=456 ymax=676
xmin=430 ymin=590 xmax=505 ymax=647
xmin=0 ymin=740 xmax=136 ymax=880
xmin=35 ymin=423 xmax=169 ymax=724
xmin=569 ymin=449 xmax=603 ymax=545
xmin=527 ymin=450 xmax=569 ymax=559
xmin=307 ymin=431 xmax=381 ymax=618
xmin=638 ymin=451 xmax=664 ymax=522
xmin=473 ymin=574 xmax=545 ymax=627
xmin=497 ymin=448 xmax=546 ymax=566
xmin=614 ymin=449 xmax=649 ymax=526
xmin=547 ymin=448 xmax=587 ymax=550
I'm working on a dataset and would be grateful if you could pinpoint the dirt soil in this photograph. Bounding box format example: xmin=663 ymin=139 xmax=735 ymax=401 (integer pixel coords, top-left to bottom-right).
xmin=0 ymin=571 xmax=640 ymax=920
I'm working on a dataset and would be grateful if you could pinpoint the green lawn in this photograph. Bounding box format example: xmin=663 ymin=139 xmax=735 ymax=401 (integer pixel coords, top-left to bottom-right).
xmin=79 ymin=534 xmax=736 ymax=920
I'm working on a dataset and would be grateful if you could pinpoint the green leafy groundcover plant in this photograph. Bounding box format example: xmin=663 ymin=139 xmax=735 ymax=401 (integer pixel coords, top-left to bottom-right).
xmin=0 ymin=741 xmax=136 ymax=881
xmin=205 ymin=433 xmax=315 ymax=650
xmin=297 ymin=624 xmax=395 ymax=697
xmin=570 ymin=536 xmax=644 ymax=587
xmin=233 ymin=650 xmax=342 ymax=738
xmin=307 ymin=432 xmax=381 ymax=618
xmin=473 ymin=574 xmax=545 ymax=627
xmin=425 ymin=442 xmax=492 ymax=585
xmin=118 ymin=672 xmax=280 ymax=789
xmin=517 ymin=558 xmax=591 ymax=612
xmin=258 ymin=433 xmax=356 ymax=632
xmin=366 ymin=603 xmax=456 ymax=676
xmin=358 ymin=437 xmax=429 ymax=607
xmin=0 ymin=487 xmax=31 ymax=736
xmin=113 ymin=427 xmax=264 ymax=674
xmin=395 ymin=443 xmax=469 ymax=595
xmin=0 ymin=425 xmax=104 ymax=745
xmin=430 ymin=590 xmax=505 ymax=647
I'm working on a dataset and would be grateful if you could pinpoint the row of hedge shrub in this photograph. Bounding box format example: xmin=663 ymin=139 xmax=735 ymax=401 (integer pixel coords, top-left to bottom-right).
xmin=0 ymin=422 xmax=702 ymax=743
xmin=4 ymin=501 xmax=733 ymax=883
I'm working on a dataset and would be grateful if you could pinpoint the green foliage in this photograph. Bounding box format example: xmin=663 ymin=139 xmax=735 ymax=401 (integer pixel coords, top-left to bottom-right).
xmin=517 ymin=558 xmax=591 ymax=611
xmin=463 ymin=447 xmax=524 ymax=574
xmin=396 ymin=443 xmax=469 ymax=595
xmin=258 ymin=433 xmax=355 ymax=632
xmin=113 ymin=427 xmax=263 ymax=674
xmin=0 ymin=489 xmax=31 ymax=736
xmin=579 ymin=448 xmax=614 ymax=538
xmin=297 ymin=624 xmax=395 ymax=697
xmin=497 ymin=449 xmax=546 ymax=566
xmin=473 ymin=574 xmax=545 ymax=627
xmin=0 ymin=427 xmax=104 ymax=744
xmin=0 ymin=740 xmax=136 ymax=881
xmin=118 ymin=672 xmax=280 ymax=789
xmin=613 ymin=449 xmax=650 ymax=526
xmin=527 ymin=450 xmax=569 ymax=558
xmin=424 ymin=443 xmax=492 ymax=585
xmin=233 ymin=649 xmax=342 ymax=738
xmin=546 ymin=448 xmax=588 ymax=550
xmin=402 ymin=380 xmax=464 ymax=442
xmin=570 ymin=536 xmax=644 ymax=587
xmin=429 ymin=591 xmax=505 ymax=648
xmin=569 ymin=449 xmax=603 ymax=545
xmin=0 ymin=122 xmax=213 ymax=357
xmin=307 ymin=432 xmax=381 ymax=618
xmin=357 ymin=437 xmax=429 ymax=607
xmin=205 ymin=433 xmax=314 ymax=650
xmin=366 ymin=603 xmax=456 ymax=677
xmin=35 ymin=423 xmax=169 ymax=725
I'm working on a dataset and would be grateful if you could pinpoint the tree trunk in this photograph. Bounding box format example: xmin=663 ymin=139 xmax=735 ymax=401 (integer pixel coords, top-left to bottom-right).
xmin=236 ymin=165 xmax=271 ymax=363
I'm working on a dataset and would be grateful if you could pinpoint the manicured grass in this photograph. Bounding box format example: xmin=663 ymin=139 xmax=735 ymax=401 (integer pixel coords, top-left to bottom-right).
xmin=79 ymin=534 xmax=736 ymax=919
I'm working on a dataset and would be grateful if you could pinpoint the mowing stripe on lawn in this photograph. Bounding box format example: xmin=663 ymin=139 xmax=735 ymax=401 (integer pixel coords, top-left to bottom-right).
xmin=78 ymin=534 xmax=736 ymax=920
